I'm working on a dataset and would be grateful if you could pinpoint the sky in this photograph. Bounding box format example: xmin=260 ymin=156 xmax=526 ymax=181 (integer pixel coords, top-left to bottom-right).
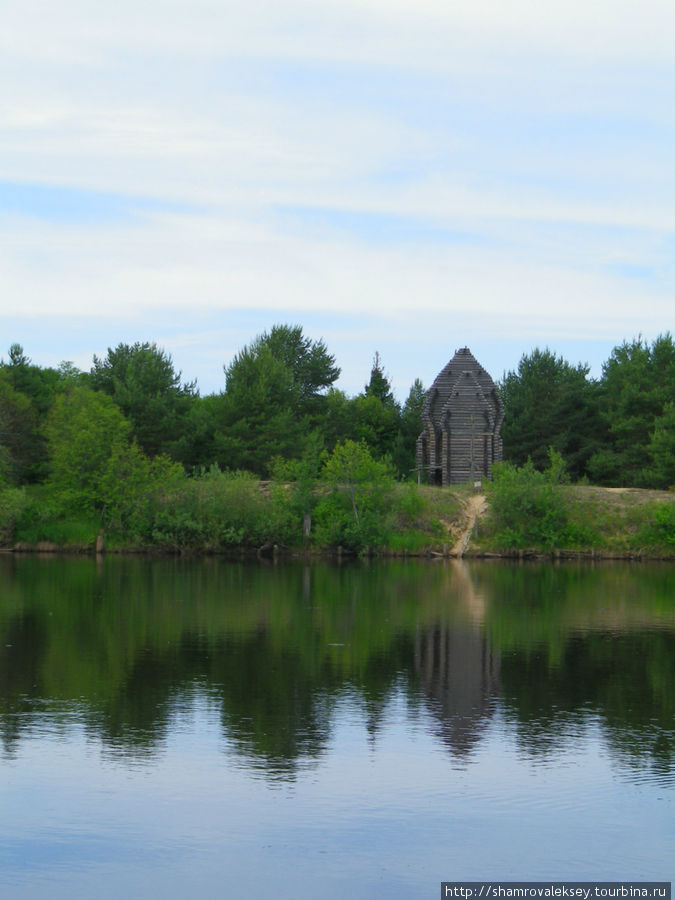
xmin=1 ymin=0 xmax=673 ymax=399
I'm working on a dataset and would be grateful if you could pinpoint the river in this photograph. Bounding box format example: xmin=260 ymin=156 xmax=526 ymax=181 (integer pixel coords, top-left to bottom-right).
xmin=0 ymin=556 xmax=672 ymax=898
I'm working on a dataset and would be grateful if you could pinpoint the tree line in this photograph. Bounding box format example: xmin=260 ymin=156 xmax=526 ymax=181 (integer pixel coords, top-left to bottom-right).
xmin=0 ymin=326 xmax=672 ymax=511
xmin=500 ymin=335 xmax=674 ymax=489
xmin=0 ymin=326 xmax=425 ymax=490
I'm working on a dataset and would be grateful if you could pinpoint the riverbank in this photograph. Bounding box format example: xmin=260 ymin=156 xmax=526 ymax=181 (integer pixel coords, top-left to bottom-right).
xmin=3 ymin=482 xmax=674 ymax=560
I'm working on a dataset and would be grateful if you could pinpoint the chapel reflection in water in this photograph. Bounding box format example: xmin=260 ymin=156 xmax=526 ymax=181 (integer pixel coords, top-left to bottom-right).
xmin=414 ymin=622 xmax=499 ymax=757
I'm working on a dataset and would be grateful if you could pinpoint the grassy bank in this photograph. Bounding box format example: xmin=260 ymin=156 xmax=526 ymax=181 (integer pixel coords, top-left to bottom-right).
xmin=2 ymin=479 xmax=673 ymax=559
xmin=1 ymin=475 xmax=464 ymax=557
xmin=472 ymin=480 xmax=675 ymax=560
xmin=2 ymin=437 xmax=674 ymax=560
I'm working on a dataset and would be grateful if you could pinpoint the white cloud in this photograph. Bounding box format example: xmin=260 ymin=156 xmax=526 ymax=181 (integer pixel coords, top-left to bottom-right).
xmin=1 ymin=0 xmax=672 ymax=393
xmin=8 ymin=0 xmax=670 ymax=65
xmin=1 ymin=205 xmax=667 ymax=330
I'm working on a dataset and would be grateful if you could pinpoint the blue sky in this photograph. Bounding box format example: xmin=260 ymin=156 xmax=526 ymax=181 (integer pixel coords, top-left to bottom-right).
xmin=1 ymin=0 xmax=673 ymax=397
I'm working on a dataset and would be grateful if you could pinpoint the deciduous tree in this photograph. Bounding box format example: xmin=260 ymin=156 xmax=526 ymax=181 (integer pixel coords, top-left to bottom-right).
xmin=315 ymin=440 xmax=394 ymax=549
xmin=45 ymin=386 xmax=132 ymax=510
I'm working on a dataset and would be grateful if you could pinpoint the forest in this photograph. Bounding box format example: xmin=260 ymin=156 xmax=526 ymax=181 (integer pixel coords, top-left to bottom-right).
xmin=0 ymin=326 xmax=673 ymax=553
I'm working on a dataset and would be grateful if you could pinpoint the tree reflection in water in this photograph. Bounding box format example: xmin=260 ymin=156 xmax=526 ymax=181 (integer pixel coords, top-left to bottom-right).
xmin=0 ymin=556 xmax=672 ymax=780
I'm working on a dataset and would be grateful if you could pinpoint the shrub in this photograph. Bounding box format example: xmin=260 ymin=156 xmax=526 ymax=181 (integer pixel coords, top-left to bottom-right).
xmin=636 ymin=503 xmax=675 ymax=550
xmin=149 ymin=469 xmax=295 ymax=551
xmin=14 ymin=489 xmax=99 ymax=545
xmin=314 ymin=440 xmax=394 ymax=551
xmin=0 ymin=487 xmax=28 ymax=545
xmin=487 ymin=450 xmax=577 ymax=550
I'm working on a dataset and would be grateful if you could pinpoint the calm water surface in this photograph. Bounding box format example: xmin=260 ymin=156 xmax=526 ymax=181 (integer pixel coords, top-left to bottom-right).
xmin=0 ymin=556 xmax=672 ymax=898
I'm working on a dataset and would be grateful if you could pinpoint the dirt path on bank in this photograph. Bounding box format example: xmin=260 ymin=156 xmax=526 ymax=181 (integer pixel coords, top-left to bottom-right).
xmin=450 ymin=493 xmax=487 ymax=557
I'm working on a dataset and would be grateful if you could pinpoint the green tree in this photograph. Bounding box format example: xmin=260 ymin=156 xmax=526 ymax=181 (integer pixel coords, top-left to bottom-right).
xmin=216 ymin=345 xmax=304 ymax=474
xmin=500 ymin=348 xmax=601 ymax=480
xmin=90 ymin=342 xmax=197 ymax=459
xmin=251 ymin=324 xmax=340 ymax=414
xmin=647 ymin=401 xmax=675 ymax=489
xmin=1 ymin=345 xmax=83 ymax=482
xmin=271 ymin=430 xmax=325 ymax=542
xmin=0 ymin=346 xmax=87 ymax=486
xmin=318 ymin=371 xmax=422 ymax=480
xmin=321 ymin=388 xmax=358 ymax=451
xmin=174 ymin=393 xmax=224 ymax=471
xmin=393 ymin=377 xmax=425 ymax=480
xmin=215 ymin=325 xmax=340 ymax=475
xmin=364 ymin=352 xmax=396 ymax=407
xmin=351 ymin=394 xmax=399 ymax=461
xmin=314 ymin=440 xmax=394 ymax=550
xmin=7 ymin=344 xmax=29 ymax=367
xmin=2 ymin=344 xmax=71 ymax=418
xmin=0 ymin=370 xmax=39 ymax=485
xmin=351 ymin=353 xmax=400 ymax=463
xmin=588 ymin=333 xmax=674 ymax=487
xmin=98 ymin=442 xmax=184 ymax=537
xmin=45 ymin=386 xmax=132 ymax=511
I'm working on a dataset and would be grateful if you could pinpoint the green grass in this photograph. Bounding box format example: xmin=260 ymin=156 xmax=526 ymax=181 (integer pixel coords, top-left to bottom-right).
xmin=16 ymin=514 xmax=99 ymax=546
xmin=384 ymin=483 xmax=459 ymax=551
